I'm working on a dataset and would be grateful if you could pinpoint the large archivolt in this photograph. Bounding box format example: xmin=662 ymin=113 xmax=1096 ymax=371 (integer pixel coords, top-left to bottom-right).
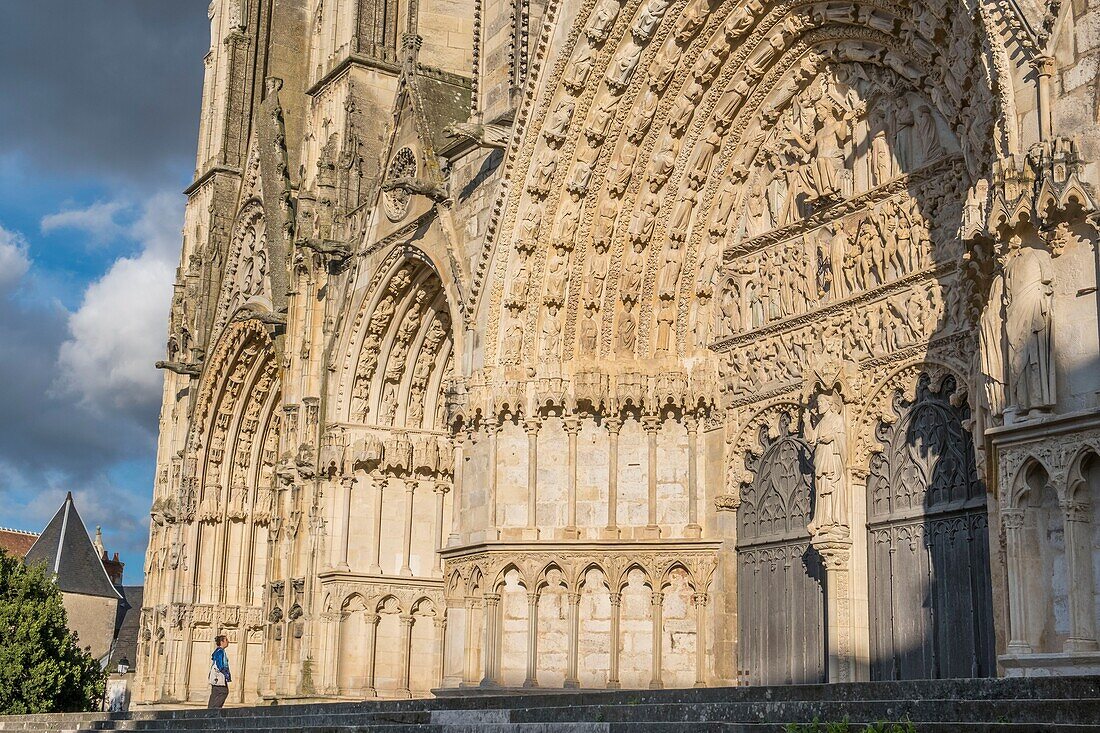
xmin=486 ymin=0 xmax=997 ymax=370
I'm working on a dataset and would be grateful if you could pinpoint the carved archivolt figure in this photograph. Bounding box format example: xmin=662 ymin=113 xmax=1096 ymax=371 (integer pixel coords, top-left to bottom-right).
xmin=516 ymin=203 xmax=543 ymax=252
xmin=1003 ymin=238 xmax=1055 ymax=414
xmin=608 ymin=140 xmax=638 ymax=195
xmin=563 ymin=42 xmax=595 ymax=91
xmin=579 ymin=307 xmax=599 ymax=354
xmin=655 ymin=297 xmax=676 ymax=354
xmin=543 ymin=98 xmax=575 ymax=143
xmin=587 ymin=0 xmax=620 ymax=44
xmin=804 ymin=392 xmax=849 ymax=536
xmin=632 ymin=0 xmax=670 ymax=42
xmin=617 ymin=306 xmax=638 ymax=353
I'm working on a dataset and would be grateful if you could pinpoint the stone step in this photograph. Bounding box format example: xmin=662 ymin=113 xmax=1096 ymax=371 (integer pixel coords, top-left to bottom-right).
xmin=5 ymin=678 xmax=1100 ymax=733
xmin=507 ymin=699 xmax=1100 ymax=725
xmin=51 ymin=698 xmax=1100 ymax=731
xmin=19 ymin=699 xmax=1100 ymax=733
xmin=55 ymin=717 xmax=1100 ymax=730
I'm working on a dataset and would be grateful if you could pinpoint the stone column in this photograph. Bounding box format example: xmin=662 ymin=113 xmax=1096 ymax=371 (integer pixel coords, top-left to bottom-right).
xmin=434 ymin=617 xmax=447 ymax=688
xmin=448 ymin=432 xmax=467 ymax=545
xmin=564 ymin=418 xmax=582 ymax=539
xmin=400 ymin=478 xmax=417 ymax=577
xmin=398 ymin=614 xmax=414 ymax=698
xmin=1002 ymin=508 xmax=1033 ymax=654
xmin=481 ymin=593 xmax=500 ymax=686
xmin=1033 ymin=56 xmax=1055 ymax=141
xmin=232 ymin=629 xmax=250 ymax=702
xmin=642 ymin=415 xmax=662 ymax=538
xmin=564 ymin=591 xmax=581 ymax=688
xmin=364 ymin=612 xmax=379 ymax=696
xmin=524 ymin=419 xmax=541 ymax=539
xmin=523 ymin=591 xmax=539 ymax=687
xmin=486 ymin=416 xmax=501 ymax=539
xmin=649 ymin=590 xmax=664 ymax=689
xmin=369 ymin=474 xmax=384 ymax=575
xmin=685 ymin=415 xmax=702 ymax=538
xmin=323 ymin=616 xmax=339 ymax=694
xmin=693 ymin=592 xmax=708 ymax=687
xmin=433 ymin=482 xmax=448 ymax=577
xmin=462 ymin=597 xmax=481 ymax=686
xmin=1062 ymin=500 xmax=1099 ymax=652
xmin=336 ymin=477 xmax=354 ymax=571
xmin=607 ymin=591 xmax=622 ymax=689
xmin=814 ymin=538 xmax=855 ymax=682
xmin=602 ymin=417 xmax=623 ymax=539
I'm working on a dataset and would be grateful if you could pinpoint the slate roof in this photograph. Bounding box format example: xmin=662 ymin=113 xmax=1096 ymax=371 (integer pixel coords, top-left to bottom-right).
xmin=108 ymin=585 xmax=143 ymax=672
xmin=24 ymin=492 xmax=122 ymax=599
xmin=0 ymin=527 xmax=39 ymax=558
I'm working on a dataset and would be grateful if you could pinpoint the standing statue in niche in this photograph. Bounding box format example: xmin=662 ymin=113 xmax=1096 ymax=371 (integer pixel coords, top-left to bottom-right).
xmin=804 ymin=392 xmax=849 ymax=537
xmin=978 ymin=270 xmax=1007 ymax=416
xmin=1003 ymin=236 xmax=1055 ymax=416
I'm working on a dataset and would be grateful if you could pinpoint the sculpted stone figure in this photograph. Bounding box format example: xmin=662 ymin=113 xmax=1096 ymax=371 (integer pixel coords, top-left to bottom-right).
xmin=1003 ymin=237 xmax=1055 ymax=415
xmin=579 ymin=307 xmax=599 ymax=354
xmin=587 ymin=0 xmax=620 ymax=44
xmin=608 ymin=140 xmax=638 ymax=195
xmin=611 ymin=41 xmax=642 ymax=90
xmin=804 ymin=392 xmax=849 ymax=537
xmin=592 ymin=196 xmax=618 ymax=251
xmin=668 ymin=191 xmax=696 ymax=242
xmin=649 ymin=40 xmax=681 ymax=91
xmin=914 ymin=103 xmax=943 ymax=165
xmin=619 ymin=248 xmax=645 ymax=304
xmin=545 ymin=250 xmax=570 ymax=305
xmin=656 ymin=297 xmax=676 ymax=354
xmin=658 ymin=240 xmax=683 ymax=298
xmin=617 ymin=306 xmax=638 ymax=354
xmin=627 ymin=89 xmax=659 ymax=142
xmin=563 ymin=42 xmax=595 ymax=92
xmin=516 ymin=203 xmax=543 ymax=252
xmin=529 ymin=149 xmax=557 ymax=196
xmin=543 ymin=98 xmax=575 ymax=144
xmin=628 ymin=184 xmax=662 ymax=244
xmin=632 ymin=0 xmax=669 ymax=42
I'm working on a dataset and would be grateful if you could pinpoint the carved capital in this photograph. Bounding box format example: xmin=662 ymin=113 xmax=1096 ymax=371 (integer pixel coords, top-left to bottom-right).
xmin=691 ymin=592 xmax=710 ymax=608
xmin=605 ymin=417 xmax=624 ymax=436
xmin=714 ymin=494 xmax=740 ymax=512
xmin=812 ymin=538 xmax=853 ymax=570
xmin=1062 ymin=500 xmax=1092 ymax=523
xmin=1001 ymin=508 xmax=1026 ymax=531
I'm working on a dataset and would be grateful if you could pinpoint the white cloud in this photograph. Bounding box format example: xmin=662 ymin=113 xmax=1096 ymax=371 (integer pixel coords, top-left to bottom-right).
xmin=54 ymin=192 xmax=182 ymax=413
xmin=0 ymin=224 xmax=31 ymax=291
xmin=40 ymin=200 xmax=127 ymax=244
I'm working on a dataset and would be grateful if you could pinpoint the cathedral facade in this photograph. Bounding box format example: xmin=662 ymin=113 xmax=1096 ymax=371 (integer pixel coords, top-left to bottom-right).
xmin=137 ymin=0 xmax=1100 ymax=704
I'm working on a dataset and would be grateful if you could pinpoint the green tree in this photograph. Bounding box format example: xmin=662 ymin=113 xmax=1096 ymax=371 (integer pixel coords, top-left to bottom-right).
xmin=0 ymin=551 xmax=106 ymax=714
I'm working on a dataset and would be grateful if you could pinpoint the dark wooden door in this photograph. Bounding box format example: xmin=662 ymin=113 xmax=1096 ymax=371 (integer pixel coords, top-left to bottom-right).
xmin=737 ymin=416 xmax=826 ymax=685
xmin=866 ymin=374 xmax=995 ymax=680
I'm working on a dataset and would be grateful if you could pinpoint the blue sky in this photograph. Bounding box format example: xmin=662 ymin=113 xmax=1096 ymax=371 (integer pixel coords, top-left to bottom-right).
xmin=0 ymin=1 xmax=208 ymax=577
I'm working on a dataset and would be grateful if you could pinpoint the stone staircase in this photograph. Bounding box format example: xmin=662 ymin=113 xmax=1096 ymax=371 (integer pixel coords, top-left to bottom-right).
xmin=3 ymin=678 xmax=1100 ymax=732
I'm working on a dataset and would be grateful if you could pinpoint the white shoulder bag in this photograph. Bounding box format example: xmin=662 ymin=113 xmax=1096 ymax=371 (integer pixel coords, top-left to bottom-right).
xmin=208 ymin=662 xmax=226 ymax=686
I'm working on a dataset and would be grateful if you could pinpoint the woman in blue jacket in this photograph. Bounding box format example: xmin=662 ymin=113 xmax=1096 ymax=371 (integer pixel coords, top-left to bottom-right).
xmin=208 ymin=635 xmax=231 ymax=709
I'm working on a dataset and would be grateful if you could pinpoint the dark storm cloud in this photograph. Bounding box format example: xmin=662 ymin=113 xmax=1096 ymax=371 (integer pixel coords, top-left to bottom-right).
xmin=0 ymin=1 xmax=208 ymax=187
xmin=0 ymin=290 xmax=154 ymax=480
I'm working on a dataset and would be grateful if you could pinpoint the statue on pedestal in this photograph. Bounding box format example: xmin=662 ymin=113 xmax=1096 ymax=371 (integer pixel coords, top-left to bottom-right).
xmin=1003 ymin=236 xmax=1055 ymax=416
xmin=804 ymin=392 xmax=850 ymax=538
